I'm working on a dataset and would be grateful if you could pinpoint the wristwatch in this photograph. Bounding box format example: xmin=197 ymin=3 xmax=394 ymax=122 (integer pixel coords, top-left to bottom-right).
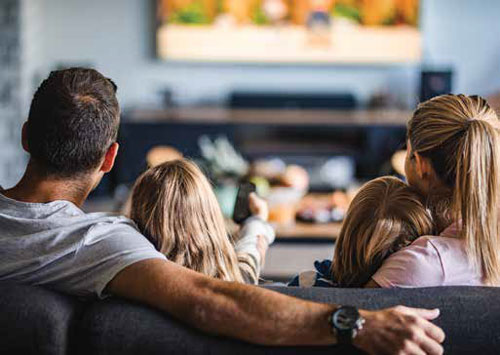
xmin=330 ymin=306 xmax=365 ymax=345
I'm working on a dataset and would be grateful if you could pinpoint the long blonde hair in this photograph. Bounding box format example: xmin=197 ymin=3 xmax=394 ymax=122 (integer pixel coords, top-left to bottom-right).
xmin=129 ymin=159 xmax=244 ymax=283
xmin=408 ymin=94 xmax=500 ymax=285
xmin=332 ymin=176 xmax=434 ymax=287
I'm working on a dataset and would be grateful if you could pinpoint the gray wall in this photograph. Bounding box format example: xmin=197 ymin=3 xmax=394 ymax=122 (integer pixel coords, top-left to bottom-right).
xmin=34 ymin=0 xmax=500 ymax=109
xmin=3 ymin=0 xmax=500 ymax=187
xmin=0 ymin=0 xmax=30 ymax=187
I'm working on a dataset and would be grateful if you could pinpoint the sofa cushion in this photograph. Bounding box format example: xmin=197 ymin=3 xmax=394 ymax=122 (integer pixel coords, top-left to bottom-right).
xmin=3 ymin=283 xmax=500 ymax=354
xmin=78 ymin=286 xmax=500 ymax=355
xmin=268 ymin=286 xmax=500 ymax=354
xmin=77 ymin=285 xmax=500 ymax=355
xmin=0 ymin=283 xmax=82 ymax=355
xmin=78 ymin=297 xmax=360 ymax=355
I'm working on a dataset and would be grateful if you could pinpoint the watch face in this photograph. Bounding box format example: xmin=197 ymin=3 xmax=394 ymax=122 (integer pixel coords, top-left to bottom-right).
xmin=333 ymin=306 xmax=360 ymax=331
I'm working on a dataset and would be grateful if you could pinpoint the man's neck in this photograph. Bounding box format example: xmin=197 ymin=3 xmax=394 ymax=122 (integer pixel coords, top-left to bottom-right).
xmin=2 ymin=163 xmax=95 ymax=207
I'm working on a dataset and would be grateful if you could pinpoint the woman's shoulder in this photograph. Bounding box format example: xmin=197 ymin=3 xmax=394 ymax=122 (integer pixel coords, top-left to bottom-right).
xmin=400 ymin=229 xmax=483 ymax=287
xmin=371 ymin=235 xmax=446 ymax=288
xmin=418 ymin=224 xmax=466 ymax=257
xmin=392 ymin=235 xmax=444 ymax=259
xmin=406 ymin=232 xmax=463 ymax=254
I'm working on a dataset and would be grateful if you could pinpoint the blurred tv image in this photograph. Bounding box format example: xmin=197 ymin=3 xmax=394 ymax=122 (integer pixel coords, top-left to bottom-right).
xmin=156 ymin=0 xmax=421 ymax=64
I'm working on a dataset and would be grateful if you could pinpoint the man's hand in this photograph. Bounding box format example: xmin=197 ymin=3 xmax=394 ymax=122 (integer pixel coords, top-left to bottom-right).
xmin=248 ymin=192 xmax=269 ymax=221
xmin=355 ymin=306 xmax=445 ymax=355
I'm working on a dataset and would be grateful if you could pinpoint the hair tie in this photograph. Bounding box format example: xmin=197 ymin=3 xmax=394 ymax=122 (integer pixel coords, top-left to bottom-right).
xmin=464 ymin=119 xmax=475 ymax=131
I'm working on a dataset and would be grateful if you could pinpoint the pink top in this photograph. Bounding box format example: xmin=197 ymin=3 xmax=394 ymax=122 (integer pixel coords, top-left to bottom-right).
xmin=371 ymin=224 xmax=486 ymax=288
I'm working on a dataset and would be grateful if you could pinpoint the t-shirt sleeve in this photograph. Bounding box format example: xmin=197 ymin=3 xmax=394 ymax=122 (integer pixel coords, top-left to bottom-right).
xmin=66 ymin=217 xmax=166 ymax=298
xmin=371 ymin=237 xmax=445 ymax=288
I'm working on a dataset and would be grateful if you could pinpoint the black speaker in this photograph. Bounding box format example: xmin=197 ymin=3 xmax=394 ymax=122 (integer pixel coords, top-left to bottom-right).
xmin=229 ymin=91 xmax=357 ymax=110
xmin=419 ymin=70 xmax=453 ymax=102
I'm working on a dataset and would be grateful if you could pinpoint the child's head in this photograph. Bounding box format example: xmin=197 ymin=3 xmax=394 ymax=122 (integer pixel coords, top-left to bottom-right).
xmin=129 ymin=159 xmax=244 ymax=282
xmin=332 ymin=176 xmax=434 ymax=287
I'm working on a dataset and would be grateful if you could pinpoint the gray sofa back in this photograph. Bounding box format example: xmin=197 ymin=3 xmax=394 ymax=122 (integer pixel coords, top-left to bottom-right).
xmin=1 ymin=283 xmax=500 ymax=354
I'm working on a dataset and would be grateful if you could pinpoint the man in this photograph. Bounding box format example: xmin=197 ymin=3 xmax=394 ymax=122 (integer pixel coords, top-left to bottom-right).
xmin=0 ymin=68 xmax=445 ymax=354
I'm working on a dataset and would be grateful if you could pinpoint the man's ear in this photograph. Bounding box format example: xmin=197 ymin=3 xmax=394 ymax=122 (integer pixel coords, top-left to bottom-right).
xmin=21 ymin=122 xmax=29 ymax=153
xmin=414 ymin=152 xmax=433 ymax=180
xmin=100 ymin=142 xmax=119 ymax=173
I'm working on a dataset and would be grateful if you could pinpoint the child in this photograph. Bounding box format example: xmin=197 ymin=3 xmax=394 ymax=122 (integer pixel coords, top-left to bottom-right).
xmin=289 ymin=176 xmax=434 ymax=287
xmin=129 ymin=159 xmax=275 ymax=284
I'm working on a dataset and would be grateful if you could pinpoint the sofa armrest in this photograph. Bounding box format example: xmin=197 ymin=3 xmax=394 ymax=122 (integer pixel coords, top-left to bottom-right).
xmin=0 ymin=283 xmax=82 ymax=355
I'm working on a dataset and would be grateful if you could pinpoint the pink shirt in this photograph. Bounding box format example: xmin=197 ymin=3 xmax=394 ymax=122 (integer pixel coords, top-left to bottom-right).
xmin=372 ymin=224 xmax=486 ymax=288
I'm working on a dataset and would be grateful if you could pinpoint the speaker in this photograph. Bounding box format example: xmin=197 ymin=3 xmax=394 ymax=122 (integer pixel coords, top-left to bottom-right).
xmin=419 ymin=70 xmax=453 ymax=102
xmin=229 ymin=91 xmax=357 ymax=110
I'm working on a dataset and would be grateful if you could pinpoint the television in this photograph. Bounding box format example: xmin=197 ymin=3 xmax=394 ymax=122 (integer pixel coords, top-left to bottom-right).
xmin=156 ymin=0 xmax=421 ymax=64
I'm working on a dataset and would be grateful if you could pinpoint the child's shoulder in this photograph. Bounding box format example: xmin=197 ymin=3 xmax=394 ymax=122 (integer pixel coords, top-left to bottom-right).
xmin=288 ymin=259 xmax=337 ymax=287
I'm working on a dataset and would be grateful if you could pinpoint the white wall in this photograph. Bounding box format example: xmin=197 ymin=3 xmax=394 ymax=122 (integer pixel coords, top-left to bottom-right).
xmin=421 ymin=0 xmax=500 ymax=96
xmin=32 ymin=0 xmax=500 ymax=110
xmin=34 ymin=0 xmax=404 ymax=108
xmin=0 ymin=0 xmax=32 ymax=187
xmin=4 ymin=0 xmax=500 ymax=187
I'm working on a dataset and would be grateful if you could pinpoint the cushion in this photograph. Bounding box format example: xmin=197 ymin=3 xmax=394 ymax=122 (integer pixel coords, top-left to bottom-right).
xmin=78 ymin=285 xmax=500 ymax=355
xmin=268 ymin=286 xmax=500 ymax=354
xmin=78 ymin=297 xmax=360 ymax=355
xmin=3 ymin=283 xmax=500 ymax=354
xmin=0 ymin=283 xmax=82 ymax=355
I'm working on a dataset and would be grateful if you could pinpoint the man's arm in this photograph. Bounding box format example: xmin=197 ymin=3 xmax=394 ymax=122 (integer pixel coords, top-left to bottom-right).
xmin=107 ymin=259 xmax=445 ymax=354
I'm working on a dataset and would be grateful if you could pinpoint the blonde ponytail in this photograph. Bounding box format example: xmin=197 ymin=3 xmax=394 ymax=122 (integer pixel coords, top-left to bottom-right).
xmin=408 ymin=94 xmax=500 ymax=285
xmin=455 ymin=119 xmax=500 ymax=283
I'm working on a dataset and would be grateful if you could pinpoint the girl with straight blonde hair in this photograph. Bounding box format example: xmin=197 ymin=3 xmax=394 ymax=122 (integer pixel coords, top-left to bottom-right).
xmin=289 ymin=176 xmax=434 ymax=288
xmin=369 ymin=94 xmax=500 ymax=287
xmin=129 ymin=159 xmax=275 ymax=284
xmin=332 ymin=176 xmax=434 ymax=287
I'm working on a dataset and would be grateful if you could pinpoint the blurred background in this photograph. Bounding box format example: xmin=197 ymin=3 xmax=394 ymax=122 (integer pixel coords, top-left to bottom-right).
xmin=1 ymin=0 xmax=500 ymax=280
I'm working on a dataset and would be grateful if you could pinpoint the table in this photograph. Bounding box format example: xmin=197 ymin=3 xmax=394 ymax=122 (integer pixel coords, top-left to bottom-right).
xmin=275 ymin=222 xmax=341 ymax=241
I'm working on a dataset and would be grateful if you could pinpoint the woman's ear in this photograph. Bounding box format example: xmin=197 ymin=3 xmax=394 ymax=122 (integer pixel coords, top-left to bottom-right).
xmin=414 ymin=152 xmax=434 ymax=180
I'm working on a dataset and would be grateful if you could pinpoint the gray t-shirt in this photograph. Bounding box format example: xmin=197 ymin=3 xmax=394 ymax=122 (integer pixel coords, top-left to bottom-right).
xmin=0 ymin=192 xmax=166 ymax=299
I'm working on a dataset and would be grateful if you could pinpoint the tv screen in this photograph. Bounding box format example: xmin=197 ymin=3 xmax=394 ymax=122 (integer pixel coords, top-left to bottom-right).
xmin=156 ymin=0 xmax=421 ymax=64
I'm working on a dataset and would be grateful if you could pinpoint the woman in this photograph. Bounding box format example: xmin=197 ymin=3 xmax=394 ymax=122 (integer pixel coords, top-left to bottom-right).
xmin=289 ymin=176 xmax=435 ymax=287
xmin=129 ymin=159 xmax=275 ymax=284
xmin=369 ymin=94 xmax=500 ymax=287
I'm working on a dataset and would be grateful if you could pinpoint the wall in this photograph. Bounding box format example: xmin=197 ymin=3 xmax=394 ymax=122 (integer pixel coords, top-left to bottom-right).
xmin=37 ymin=0 xmax=417 ymax=108
xmin=0 ymin=0 xmax=29 ymax=187
xmin=421 ymin=0 xmax=500 ymax=96
xmin=33 ymin=0 xmax=500 ymax=110
xmin=3 ymin=0 xmax=500 ymax=186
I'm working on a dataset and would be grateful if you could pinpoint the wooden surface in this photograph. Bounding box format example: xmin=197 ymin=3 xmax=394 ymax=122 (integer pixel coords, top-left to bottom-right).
xmin=275 ymin=221 xmax=341 ymax=240
xmin=157 ymin=24 xmax=421 ymax=64
xmin=126 ymin=107 xmax=411 ymax=126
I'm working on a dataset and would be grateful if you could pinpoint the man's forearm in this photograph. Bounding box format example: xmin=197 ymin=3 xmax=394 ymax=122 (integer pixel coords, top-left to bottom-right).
xmin=107 ymin=259 xmax=337 ymax=346
xmin=188 ymin=276 xmax=337 ymax=345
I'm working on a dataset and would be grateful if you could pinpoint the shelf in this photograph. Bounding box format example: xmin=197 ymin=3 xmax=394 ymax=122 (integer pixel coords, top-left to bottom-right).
xmin=125 ymin=107 xmax=411 ymax=126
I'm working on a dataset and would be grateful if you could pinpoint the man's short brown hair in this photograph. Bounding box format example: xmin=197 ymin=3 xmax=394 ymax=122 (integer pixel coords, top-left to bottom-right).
xmin=26 ymin=68 xmax=119 ymax=178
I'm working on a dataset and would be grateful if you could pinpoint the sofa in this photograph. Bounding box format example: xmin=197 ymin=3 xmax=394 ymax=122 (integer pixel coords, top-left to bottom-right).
xmin=1 ymin=283 xmax=500 ymax=354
